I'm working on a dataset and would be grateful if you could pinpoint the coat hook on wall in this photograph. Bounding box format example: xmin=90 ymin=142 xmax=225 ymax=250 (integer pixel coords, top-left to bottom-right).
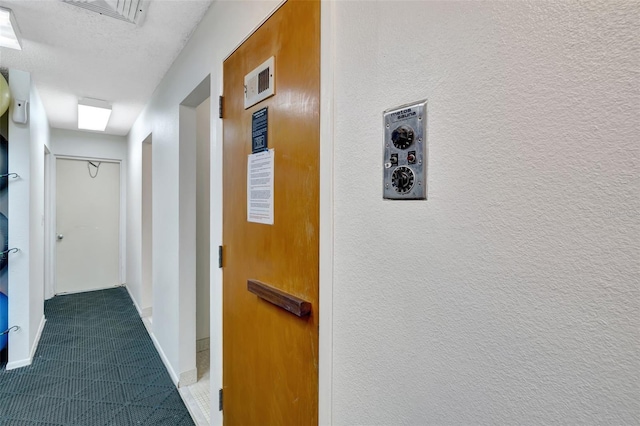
xmin=0 ymin=173 xmax=19 ymax=179
xmin=0 ymin=247 xmax=19 ymax=260
xmin=0 ymin=325 xmax=20 ymax=336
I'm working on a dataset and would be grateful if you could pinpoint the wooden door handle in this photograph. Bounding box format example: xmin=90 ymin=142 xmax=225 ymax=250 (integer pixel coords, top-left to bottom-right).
xmin=247 ymin=279 xmax=311 ymax=317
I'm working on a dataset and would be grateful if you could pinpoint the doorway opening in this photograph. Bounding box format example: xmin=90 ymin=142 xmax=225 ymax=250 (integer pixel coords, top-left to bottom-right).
xmin=141 ymin=134 xmax=153 ymax=326
xmin=177 ymin=75 xmax=211 ymax=424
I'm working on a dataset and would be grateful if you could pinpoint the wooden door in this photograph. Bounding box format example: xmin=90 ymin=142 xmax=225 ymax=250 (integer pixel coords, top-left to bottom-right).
xmin=56 ymin=158 xmax=120 ymax=294
xmin=222 ymin=1 xmax=320 ymax=424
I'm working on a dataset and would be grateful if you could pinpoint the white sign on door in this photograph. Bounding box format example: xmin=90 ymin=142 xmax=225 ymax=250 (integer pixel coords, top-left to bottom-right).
xmin=247 ymin=149 xmax=274 ymax=225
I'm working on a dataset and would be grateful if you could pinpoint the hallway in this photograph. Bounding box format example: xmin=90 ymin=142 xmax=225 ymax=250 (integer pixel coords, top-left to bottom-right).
xmin=0 ymin=1 xmax=637 ymax=423
xmin=0 ymin=288 xmax=194 ymax=425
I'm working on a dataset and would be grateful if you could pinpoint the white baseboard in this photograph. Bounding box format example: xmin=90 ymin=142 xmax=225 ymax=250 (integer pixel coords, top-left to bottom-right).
xmin=196 ymin=337 xmax=210 ymax=352
xmin=125 ymin=284 xmax=151 ymax=318
xmin=179 ymin=368 xmax=198 ymax=387
xmin=148 ymin=328 xmax=180 ymax=386
xmin=6 ymin=357 xmax=30 ymax=370
xmin=125 ymin=284 xmax=142 ymax=317
xmin=30 ymin=315 xmax=46 ymax=360
xmin=126 ymin=285 xmax=178 ymax=386
xmin=55 ymin=284 xmax=120 ymax=296
xmin=6 ymin=315 xmax=46 ymax=370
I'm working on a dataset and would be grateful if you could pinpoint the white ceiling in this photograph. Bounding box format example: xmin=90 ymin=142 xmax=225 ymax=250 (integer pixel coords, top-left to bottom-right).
xmin=0 ymin=0 xmax=213 ymax=136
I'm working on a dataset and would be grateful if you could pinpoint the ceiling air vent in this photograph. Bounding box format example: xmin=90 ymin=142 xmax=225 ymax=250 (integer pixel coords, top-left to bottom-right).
xmin=244 ymin=56 xmax=275 ymax=109
xmin=62 ymin=0 xmax=147 ymax=26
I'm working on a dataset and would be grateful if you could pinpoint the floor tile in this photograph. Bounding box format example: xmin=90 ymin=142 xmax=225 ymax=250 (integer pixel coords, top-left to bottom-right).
xmin=0 ymin=287 xmax=194 ymax=425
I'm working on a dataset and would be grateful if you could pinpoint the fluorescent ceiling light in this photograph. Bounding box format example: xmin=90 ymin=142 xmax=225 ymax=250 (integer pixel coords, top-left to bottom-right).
xmin=78 ymin=99 xmax=112 ymax=131
xmin=0 ymin=7 xmax=22 ymax=51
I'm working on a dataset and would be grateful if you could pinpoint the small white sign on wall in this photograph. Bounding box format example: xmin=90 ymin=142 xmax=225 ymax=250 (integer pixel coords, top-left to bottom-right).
xmin=247 ymin=149 xmax=274 ymax=225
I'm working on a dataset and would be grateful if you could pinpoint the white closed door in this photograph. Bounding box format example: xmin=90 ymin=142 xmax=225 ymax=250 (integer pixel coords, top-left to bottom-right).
xmin=56 ymin=158 xmax=120 ymax=294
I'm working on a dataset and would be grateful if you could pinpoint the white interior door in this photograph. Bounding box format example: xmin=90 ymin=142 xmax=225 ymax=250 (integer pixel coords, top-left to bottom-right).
xmin=56 ymin=158 xmax=120 ymax=294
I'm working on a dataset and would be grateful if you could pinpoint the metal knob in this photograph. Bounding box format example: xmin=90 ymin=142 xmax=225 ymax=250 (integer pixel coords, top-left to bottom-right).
xmin=391 ymin=125 xmax=414 ymax=150
xmin=57 ymin=234 xmax=64 ymax=240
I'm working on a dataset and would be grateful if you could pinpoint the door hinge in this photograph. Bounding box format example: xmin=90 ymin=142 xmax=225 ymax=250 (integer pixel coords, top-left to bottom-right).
xmin=219 ymin=96 xmax=224 ymax=119
xmin=219 ymin=388 xmax=223 ymax=411
xmin=218 ymin=245 xmax=223 ymax=268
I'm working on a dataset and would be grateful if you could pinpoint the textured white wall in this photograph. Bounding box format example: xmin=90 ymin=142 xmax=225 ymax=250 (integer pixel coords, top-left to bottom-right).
xmin=331 ymin=1 xmax=639 ymax=424
xmin=7 ymin=69 xmax=50 ymax=368
xmin=50 ymin=129 xmax=127 ymax=160
xmin=27 ymin=82 xmax=49 ymax=359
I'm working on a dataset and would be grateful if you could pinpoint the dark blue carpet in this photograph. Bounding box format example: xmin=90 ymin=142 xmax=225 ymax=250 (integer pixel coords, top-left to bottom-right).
xmin=0 ymin=287 xmax=194 ymax=425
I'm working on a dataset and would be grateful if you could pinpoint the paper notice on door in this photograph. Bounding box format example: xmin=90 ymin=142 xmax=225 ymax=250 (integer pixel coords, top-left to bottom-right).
xmin=247 ymin=149 xmax=274 ymax=225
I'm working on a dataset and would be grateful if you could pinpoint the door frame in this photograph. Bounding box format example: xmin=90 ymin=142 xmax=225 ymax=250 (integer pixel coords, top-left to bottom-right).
xmin=212 ymin=0 xmax=335 ymax=423
xmin=140 ymin=134 xmax=153 ymax=317
xmin=318 ymin=0 xmax=335 ymax=423
xmin=51 ymin=155 xmax=125 ymax=295
xmin=43 ymin=145 xmax=54 ymax=300
xmin=176 ymin=76 xmax=211 ymax=388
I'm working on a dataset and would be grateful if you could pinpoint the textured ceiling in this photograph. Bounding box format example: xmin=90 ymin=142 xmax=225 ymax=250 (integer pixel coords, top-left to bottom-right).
xmin=0 ymin=0 xmax=213 ymax=135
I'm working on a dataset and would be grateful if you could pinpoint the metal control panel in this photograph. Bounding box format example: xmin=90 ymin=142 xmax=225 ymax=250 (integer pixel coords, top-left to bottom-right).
xmin=383 ymin=99 xmax=427 ymax=200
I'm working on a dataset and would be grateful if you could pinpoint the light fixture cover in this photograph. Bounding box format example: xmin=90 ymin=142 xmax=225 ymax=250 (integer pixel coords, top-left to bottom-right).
xmin=78 ymin=99 xmax=112 ymax=131
xmin=0 ymin=7 xmax=22 ymax=50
